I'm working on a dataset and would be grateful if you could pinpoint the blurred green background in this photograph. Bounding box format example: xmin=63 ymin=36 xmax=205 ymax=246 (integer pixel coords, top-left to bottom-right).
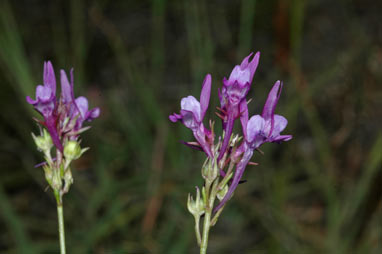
xmin=0 ymin=0 xmax=381 ymax=253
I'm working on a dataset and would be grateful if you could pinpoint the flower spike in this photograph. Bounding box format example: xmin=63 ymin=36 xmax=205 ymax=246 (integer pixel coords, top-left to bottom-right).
xmin=27 ymin=60 xmax=100 ymax=253
xmin=169 ymin=51 xmax=292 ymax=253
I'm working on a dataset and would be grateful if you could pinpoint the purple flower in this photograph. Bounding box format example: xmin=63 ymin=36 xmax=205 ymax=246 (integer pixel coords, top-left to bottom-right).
xmin=27 ymin=61 xmax=100 ymax=152
xmin=169 ymin=74 xmax=213 ymax=157
xmin=26 ymin=61 xmax=57 ymax=117
xmin=60 ymin=70 xmax=100 ymax=130
xmin=214 ymin=81 xmax=292 ymax=212
xmin=27 ymin=61 xmax=62 ymax=151
xmin=260 ymin=81 xmax=292 ymax=143
xmin=218 ymin=52 xmax=260 ymax=161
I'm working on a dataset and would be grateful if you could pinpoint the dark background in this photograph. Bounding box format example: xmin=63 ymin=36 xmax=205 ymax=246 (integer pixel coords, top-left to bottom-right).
xmin=0 ymin=0 xmax=381 ymax=253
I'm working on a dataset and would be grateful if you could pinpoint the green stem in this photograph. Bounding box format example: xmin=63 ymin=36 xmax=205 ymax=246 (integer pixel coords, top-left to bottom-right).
xmin=195 ymin=216 xmax=202 ymax=246
xmin=55 ymin=192 xmax=66 ymax=254
xmin=200 ymin=209 xmax=211 ymax=254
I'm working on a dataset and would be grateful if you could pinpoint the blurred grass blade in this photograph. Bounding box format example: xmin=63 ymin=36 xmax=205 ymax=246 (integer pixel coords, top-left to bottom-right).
xmin=89 ymin=6 xmax=164 ymax=126
xmin=184 ymin=0 xmax=214 ymax=89
xmin=0 ymin=1 xmax=35 ymax=103
xmin=0 ymin=184 xmax=36 ymax=254
xmin=238 ymin=0 xmax=256 ymax=57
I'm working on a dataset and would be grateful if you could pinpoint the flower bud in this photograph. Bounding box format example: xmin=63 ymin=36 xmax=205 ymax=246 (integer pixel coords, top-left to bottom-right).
xmin=63 ymin=168 xmax=74 ymax=194
xmin=202 ymin=158 xmax=218 ymax=183
xmin=64 ymin=140 xmax=88 ymax=161
xmin=217 ymin=184 xmax=229 ymax=201
xmin=43 ymin=165 xmax=53 ymax=185
xmin=187 ymin=187 xmax=205 ymax=217
xmin=32 ymin=129 xmax=53 ymax=152
xmin=51 ymin=168 xmax=62 ymax=191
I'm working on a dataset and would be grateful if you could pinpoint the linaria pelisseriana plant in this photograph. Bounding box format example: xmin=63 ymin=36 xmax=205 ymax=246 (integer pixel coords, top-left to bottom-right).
xmin=27 ymin=61 xmax=100 ymax=254
xmin=169 ymin=52 xmax=292 ymax=254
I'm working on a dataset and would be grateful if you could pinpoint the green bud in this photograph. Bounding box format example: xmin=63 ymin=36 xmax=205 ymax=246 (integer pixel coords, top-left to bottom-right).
xmin=202 ymin=158 xmax=218 ymax=183
xmin=63 ymin=168 xmax=74 ymax=194
xmin=63 ymin=140 xmax=88 ymax=162
xmin=51 ymin=168 xmax=62 ymax=191
xmin=43 ymin=165 xmax=53 ymax=185
xmin=187 ymin=187 xmax=205 ymax=217
xmin=32 ymin=129 xmax=53 ymax=152
xmin=217 ymin=184 xmax=229 ymax=201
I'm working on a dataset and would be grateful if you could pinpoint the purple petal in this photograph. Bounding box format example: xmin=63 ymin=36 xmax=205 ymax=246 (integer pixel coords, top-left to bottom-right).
xmin=225 ymin=81 xmax=250 ymax=106
xmin=34 ymin=157 xmax=57 ymax=168
xmin=85 ymin=107 xmax=101 ymax=121
xmin=217 ymin=112 xmax=235 ymax=161
xmin=34 ymin=161 xmax=47 ymax=168
xmin=243 ymin=51 xmax=260 ymax=85
xmin=26 ymin=95 xmax=37 ymax=104
xmin=239 ymin=52 xmax=254 ymax=69
xmin=218 ymin=87 xmax=223 ymax=104
xmin=34 ymin=101 xmax=55 ymax=118
xmin=215 ymin=149 xmax=253 ymax=212
xmin=226 ymin=51 xmax=260 ymax=87
xmin=192 ymin=126 xmax=213 ymax=158
xmin=28 ymin=84 xmax=55 ymax=117
xmin=60 ymin=70 xmax=72 ymax=104
xmin=75 ymin=96 xmax=89 ymax=119
xmin=180 ymin=140 xmax=203 ymax=151
xmin=45 ymin=117 xmax=63 ymax=152
xmin=43 ymin=61 xmax=56 ymax=95
xmin=180 ymin=109 xmax=199 ymax=129
xmin=180 ymin=96 xmax=201 ymax=122
xmin=200 ymin=74 xmax=211 ymax=120
xmin=90 ymin=107 xmax=100 ymax=118
xmin=239 ymin=100 xmax=248 ymax=138
xmin=246 ymin=115 xmax=265 ymax=144
xmin=228 ymin=65 xmax=251 ymax=87
xmin=271 ymin=115 xmax=288 ymax=137
xmin=262 ymin=80 xmax=282 ymax=121
xmin=36 ymin=85 xmax=53 ymax=101
xmin=271 ymin=134 xmax=293 ymax=143
xmin=169 ymin=113 xmax=182 ymax=122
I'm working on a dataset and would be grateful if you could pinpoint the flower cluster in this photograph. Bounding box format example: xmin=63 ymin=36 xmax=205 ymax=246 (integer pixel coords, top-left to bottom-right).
xmin=170 ymin=51 xmax=292 ymax=218
xmin=27 ymin=61 xmax=100 ymax=199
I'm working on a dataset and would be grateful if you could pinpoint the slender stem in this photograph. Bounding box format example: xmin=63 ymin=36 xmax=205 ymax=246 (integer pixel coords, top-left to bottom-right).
xmin=55 ymin=192 xmax=66 ymax=254
xmin=195 ymin=216 xmax=202 ymax=246
xmin=200 ymin=209 xmax=211 ymax=254
xmin=57 ymin=205 xmax=66 ymax=254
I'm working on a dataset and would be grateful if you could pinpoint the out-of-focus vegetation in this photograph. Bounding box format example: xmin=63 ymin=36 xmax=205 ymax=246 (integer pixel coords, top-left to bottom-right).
xmin=0 ymin=0 xmax=381 ymax=253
